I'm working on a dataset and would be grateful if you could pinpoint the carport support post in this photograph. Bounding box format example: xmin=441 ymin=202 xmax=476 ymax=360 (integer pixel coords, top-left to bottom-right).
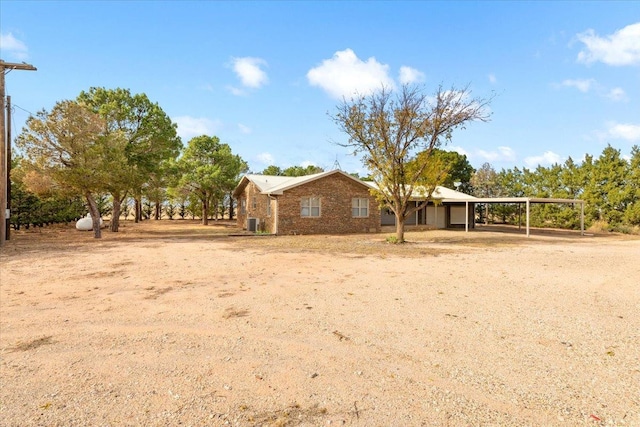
xmin=435 ymin=205 xmax=438 ymax=229
xmin=526 ymin=199 xmax=530 ymax=237
xmin=465 ymin=201 xmax=469 ymax=233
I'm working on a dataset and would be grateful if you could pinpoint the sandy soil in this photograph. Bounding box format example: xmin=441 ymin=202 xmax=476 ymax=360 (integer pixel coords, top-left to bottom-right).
xmin=1 ymin=220 xmax=639 ymax=426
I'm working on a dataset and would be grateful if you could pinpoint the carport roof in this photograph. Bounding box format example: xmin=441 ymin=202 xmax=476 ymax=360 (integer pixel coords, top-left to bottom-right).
xmin=453 ymin=197 xmax=584 ymax=204
xmin=363 ymin=181 xmax=476 ymax=202
xmin=454 ymin=197 xmax=585 ymax=237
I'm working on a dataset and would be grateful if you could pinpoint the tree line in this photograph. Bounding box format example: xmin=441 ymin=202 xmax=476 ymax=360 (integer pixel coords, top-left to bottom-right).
xmin=471 ymin=145 xmax=640 ymax=233
xmin=13 ymin=88 xmax=248 ymax=237
xmin=11 ymin=84 xmax=639 ymax=239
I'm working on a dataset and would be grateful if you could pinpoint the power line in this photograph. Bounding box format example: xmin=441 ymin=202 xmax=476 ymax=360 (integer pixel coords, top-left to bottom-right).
xmin=11 ymin=103 xmax=35 ymax=116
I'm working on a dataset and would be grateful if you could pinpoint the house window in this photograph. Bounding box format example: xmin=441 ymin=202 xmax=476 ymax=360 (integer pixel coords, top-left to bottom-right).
xmin=352 ymin=198 xmax=369 ymax=217
xmin=240 ymin=199 xmax=246 ymax=214
xmin=267 ymin=199 xmax=271 ymax=217
xmin=301 ymin=197 xmax=321 ymax=217
xmin=252 ymin=196 xmax=257 ymax=210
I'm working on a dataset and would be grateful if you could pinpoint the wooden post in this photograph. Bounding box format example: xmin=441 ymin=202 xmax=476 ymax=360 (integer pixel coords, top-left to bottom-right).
xmin=0 ymin=67 xmax=5 ymax=246
xmin=6 ymin=95 xmax=11 ymax=240
xmin=0 ymin=60 xmax=37 ymax=246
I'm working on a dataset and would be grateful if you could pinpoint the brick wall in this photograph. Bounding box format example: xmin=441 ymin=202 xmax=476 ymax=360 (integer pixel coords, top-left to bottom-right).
xmin=236 ymin=182 xmax=273 ymax=231
xmin=276 ymin=174 xmax=380 ymax=235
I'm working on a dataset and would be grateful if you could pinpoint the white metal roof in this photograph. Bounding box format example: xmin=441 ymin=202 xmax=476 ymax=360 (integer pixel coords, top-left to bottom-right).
xmin=239 ymin=170 xmax=372 ymax=195
xmin=237 ymin=174 xmax=582 ymax=205
xmin=363 ymin=181 xmax=476 ymax=201
xmin=454 ymin=197 xmax=584 ymax=204
xmin=242 ymin=174 xmax=298 ymax=192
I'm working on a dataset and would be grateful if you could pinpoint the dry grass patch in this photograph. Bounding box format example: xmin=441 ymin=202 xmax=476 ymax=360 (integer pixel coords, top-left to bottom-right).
xmin=8 ymin=336 xmax=55 ymax=352
xmin=245 ymin=403 xmax=329 ymax=426
xmin=2 ymin=220 xmax=238 ymax=258
xmin=222 ymin=307 xmax=249 ymax=319
xmin=227 ymin=229 xmax=531 ymax=257
xmin=5 ymin=219 xmax=633 ymax=262
xmin=143 ymin=286 xmax=173 ymax=299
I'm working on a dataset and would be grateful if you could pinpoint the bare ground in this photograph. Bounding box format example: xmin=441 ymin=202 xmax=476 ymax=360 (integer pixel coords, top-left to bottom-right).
xmin=1 ymin=220 xmax=639 ymax=426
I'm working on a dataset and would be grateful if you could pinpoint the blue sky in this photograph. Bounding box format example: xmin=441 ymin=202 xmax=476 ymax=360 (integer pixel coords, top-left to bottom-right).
xmin=2 ymin=1 xmax=639 ymax=176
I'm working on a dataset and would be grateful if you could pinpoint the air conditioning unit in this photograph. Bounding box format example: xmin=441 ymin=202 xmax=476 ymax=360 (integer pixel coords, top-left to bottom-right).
xmin=247 ymin=217 xmax=258 ymax=232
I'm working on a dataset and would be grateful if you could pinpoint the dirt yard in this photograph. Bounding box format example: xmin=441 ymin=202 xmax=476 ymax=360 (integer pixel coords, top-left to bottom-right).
xmin=1 ymin=220 xmax=638 ymax=426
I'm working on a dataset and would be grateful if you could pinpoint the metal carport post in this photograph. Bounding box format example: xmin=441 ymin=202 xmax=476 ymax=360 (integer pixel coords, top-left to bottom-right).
xmin=526 ymin=199 xmax=530 ymax=237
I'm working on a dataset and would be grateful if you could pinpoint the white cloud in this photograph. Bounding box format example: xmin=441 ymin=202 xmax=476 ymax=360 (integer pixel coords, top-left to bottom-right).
xmin=307 ymin=48 xmax=395 ymax=99
xmin=576 ymin=22 xmax=640 ymax=66
xmin=225 ymin=85 xmax=246 ymax=96
xmin=230 ymin=57 xmax=269 ymax=88
xmin=476 ymin=146 xmax=516 ymax=162
xmin=238 ymin=123 xmax=252 ymax=134
xmin=498 ymin=146 xmax=516 ymax=161
xmin=0 ymin=32 xmax=29 ymax=60
xmin=524 ymin=151 xmax=562 ymax=168
xmin=605 ymin=122 xmax=640 ymax=142
xmin=448 ymin=146 xmax=469 ymax=157
xmin=173 ymin=116 xmax=222 ymax=141
xmin=606 ymin=87 xmax=627 ymax=102
xmin=300 ymin=160 xmax=318 ymax=168
xmin=476 ymin=150 xmax=498 ymax=161
xmin=560 ymin=78 xmax=596 ymax=92
xmin=426 ymin=90 xmax=492 ymax=119
xmin=558 ymin=80 xmax=629 ymax=101
xmin=398 ymin=66 xmax=425 ymax=85
xmin=257 ymin=152 xmax=275 ymax=165
xmin=488 ymin=73 xmax=497 ymax=84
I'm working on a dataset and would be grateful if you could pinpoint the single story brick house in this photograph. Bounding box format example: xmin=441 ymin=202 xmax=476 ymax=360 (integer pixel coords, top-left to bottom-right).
xmin=234 ymin=171 xmax=587 ymax=237
xmin=233 ymin=170 xmax=477 ymax=234
xmin=233 ymin=170 xmax=381 ymax=235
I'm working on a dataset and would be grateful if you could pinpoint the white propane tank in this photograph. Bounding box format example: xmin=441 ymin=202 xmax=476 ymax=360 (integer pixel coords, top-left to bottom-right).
xmin=75 ymin=214 xmax=104 ymax=231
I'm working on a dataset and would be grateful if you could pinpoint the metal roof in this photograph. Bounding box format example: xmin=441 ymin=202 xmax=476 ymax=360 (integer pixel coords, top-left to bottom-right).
xmin=453 ymin=197 xmax=584 ymax=204
xmin=242 ymin=174 xmax=297 ymax=192
xmin=237 ymin=170 xmax=372 ymax=196
xmin=236 ymin=173 xmax=583 ymax=205
xmin=363 ymin=181 xmax=476 ymax=201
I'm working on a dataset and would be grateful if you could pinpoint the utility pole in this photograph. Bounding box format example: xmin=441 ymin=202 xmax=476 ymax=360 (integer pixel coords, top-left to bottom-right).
xmin=1 ymin=60 xmax=37 ymax=247
xmin=6 ymin=95 xmax=12 ymax=240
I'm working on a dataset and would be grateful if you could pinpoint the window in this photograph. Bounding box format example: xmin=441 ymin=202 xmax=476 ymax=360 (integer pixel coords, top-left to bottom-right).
xmin=240 ymin=199 xmax=246 ymax=214
xmin=352 ymin=198 xmax=369 ymax=217
xmin=252 ymin=196 xmax=257 ymax=210
xmin=301 ymin=197 xmax=321 ymax=217
xmin=267 ymin=199 xmax=271 ymax=217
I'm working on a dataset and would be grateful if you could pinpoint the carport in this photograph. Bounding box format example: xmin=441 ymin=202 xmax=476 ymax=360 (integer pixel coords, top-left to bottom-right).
xmin=461 ymin=197 xmax=585 ymax=237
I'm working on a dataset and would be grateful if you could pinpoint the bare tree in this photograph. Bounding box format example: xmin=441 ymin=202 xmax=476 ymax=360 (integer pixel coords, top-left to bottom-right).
xmin=333 ymin=84 xmax=492 ymax=242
